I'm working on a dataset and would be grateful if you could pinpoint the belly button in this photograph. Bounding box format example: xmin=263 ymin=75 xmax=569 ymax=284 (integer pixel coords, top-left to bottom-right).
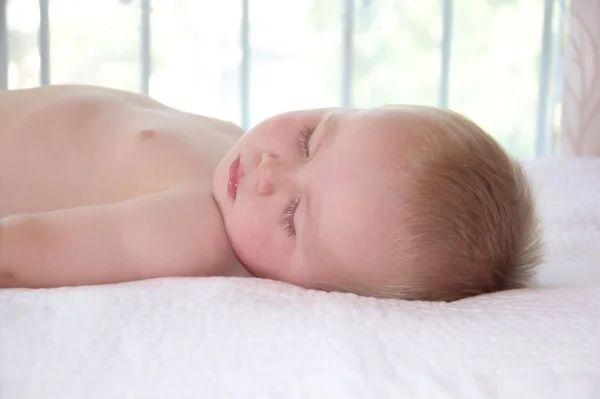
xmin=138 ymin=129 xmax=156 ymax=140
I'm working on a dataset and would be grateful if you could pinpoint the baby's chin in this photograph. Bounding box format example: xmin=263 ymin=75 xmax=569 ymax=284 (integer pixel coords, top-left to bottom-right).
xmin=236 ymin=260 xmax=303 ymax=287
xmin=263 ymin=270 xmax=328 ymax=291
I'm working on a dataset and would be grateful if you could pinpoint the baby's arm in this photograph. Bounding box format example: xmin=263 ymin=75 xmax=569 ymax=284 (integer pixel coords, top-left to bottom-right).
xmin=0 ymin=186 xmax=245 ymax=288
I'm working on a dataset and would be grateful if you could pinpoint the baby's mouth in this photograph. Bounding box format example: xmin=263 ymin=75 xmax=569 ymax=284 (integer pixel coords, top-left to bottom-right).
xmin=228 ymin=156 xmax=241 ymax=200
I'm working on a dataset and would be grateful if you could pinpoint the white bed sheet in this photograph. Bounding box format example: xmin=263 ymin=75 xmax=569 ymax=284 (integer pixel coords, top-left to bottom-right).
xmin=1 ymin=158 xmax=599 ymax=399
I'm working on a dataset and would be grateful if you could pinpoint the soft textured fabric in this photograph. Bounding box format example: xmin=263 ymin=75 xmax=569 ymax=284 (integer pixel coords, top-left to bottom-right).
xmin=1 ymin=158 xmax=599 ymax=399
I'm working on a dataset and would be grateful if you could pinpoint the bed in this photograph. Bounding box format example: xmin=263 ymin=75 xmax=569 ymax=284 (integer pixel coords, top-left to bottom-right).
xmin=1 ymin=157 xmax=599 ymax=399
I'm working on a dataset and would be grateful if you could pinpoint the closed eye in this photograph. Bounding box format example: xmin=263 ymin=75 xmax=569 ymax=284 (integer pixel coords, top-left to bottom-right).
xmin=284 ymin=123 xmax=316 ymax=238
xmin=298 ymin=124 xmax=316 ymax=158
xmin=282 ymin=197 xmax=300 ymax=237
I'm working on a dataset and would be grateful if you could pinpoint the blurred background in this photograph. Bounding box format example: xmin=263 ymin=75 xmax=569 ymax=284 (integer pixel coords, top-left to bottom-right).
xmin=0 ymin=0 xmax=567 ymax=158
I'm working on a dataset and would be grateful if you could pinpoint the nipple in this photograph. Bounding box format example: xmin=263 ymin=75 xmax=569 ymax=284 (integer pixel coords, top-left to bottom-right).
xmin=138 ymin=129 xmax=156 ymax=140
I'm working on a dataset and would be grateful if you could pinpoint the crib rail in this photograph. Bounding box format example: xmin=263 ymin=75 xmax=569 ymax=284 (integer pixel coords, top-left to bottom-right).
xmin=39 ymin=0 xmax=49 ymax=85
xmin=240 ymin=0 xmax=250 ymax=131
xmin=140 ymin=0 xmax=151 ymax=95
xmin=0 ymin=0 xmax=6 ymax=90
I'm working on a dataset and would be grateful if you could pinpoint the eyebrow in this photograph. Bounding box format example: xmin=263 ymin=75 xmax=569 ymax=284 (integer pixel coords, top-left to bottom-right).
xmin=300 ymin=113 xmax=339 ymax=248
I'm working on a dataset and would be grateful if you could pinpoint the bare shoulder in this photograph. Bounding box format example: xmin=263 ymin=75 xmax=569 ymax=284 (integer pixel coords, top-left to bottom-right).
xmin=0 ymin=84 xmax=163 ymax=125
xmin=0 ymin=84 xmax=162 ymax=105
xmin=0 ymin=84 xmax=240 ymax=135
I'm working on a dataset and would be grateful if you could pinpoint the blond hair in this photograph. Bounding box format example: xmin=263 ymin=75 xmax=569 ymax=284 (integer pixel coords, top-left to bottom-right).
xmin=371 ymin=106 xmax=543 ymax=301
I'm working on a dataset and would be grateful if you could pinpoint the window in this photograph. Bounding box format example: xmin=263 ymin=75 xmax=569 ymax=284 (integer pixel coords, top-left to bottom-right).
xmin=1 ymin=0 xmax=566 ymax=157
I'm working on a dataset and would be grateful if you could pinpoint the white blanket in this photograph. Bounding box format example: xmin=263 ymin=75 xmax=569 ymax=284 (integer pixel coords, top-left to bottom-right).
xmin=1 ymin=158 xmax=599 ymax=399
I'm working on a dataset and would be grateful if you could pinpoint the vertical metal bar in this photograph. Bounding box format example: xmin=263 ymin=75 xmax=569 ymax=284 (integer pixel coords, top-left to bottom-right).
xmin=240 ymin=0 xmax=250 ymax=129
xmin=535 ymin=0 xmax=554 ymax=157
xmin=439 ymin=0 xmax=453 ymax=108
xmin=0 ymin=0 xmax=7 ymax=90
xmin=341 ymin=0 xmax=354 ymax=107
xmin=39 ymin=0 xmax=50 ymax=85
xmin=141 ymin=0 xmax=151 ymax=95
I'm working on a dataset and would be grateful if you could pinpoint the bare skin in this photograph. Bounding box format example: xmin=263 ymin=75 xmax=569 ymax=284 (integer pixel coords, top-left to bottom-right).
xmin=0 ymin=85 xmax=437 ymax=295
xmin=0 ymin=85 xmax=540 ymax=301
xmin=0 ymin=85 xmax=252 ymax=288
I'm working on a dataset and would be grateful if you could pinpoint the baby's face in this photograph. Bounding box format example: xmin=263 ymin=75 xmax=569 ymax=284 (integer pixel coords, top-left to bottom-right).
xmin=213 ymin=107 xmax=425 ymax=292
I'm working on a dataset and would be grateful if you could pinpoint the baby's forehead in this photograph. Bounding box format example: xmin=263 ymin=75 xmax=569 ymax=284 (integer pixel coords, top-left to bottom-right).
xmin=345 ymin=108 xmax=436 ymax=145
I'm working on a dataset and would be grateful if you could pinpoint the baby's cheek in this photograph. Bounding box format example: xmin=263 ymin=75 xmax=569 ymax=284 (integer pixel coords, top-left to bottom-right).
xmin=229 ymin=211 xmax=272 ymax=265
xmin=230 ymin=210 xmax=291 ymax=278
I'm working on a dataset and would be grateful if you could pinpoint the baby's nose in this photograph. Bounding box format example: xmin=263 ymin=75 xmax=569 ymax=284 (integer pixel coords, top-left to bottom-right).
xmin=257 ymin=153 xmax=291 ymax=196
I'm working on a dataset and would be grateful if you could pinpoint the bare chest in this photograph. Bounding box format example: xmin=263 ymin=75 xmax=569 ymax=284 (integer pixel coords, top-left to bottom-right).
xmin=0 ymin=101 xmax=241 ymax=216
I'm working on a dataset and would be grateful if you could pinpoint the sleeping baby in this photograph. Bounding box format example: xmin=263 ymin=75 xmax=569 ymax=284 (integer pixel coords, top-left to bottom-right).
xmin=0 ymin=85 xmax=543 ymax=301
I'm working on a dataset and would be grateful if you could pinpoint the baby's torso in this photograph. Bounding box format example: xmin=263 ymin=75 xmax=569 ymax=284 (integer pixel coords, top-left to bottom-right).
xmin=0 ymin=85 xmax=243 ymax=216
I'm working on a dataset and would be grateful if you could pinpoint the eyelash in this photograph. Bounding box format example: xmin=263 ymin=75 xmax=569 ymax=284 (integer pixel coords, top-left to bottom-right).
xmin=299 ymin=123 xmax=316 ymax=158
xmin=281 ymin=123 xmax=316 ymax=237
xmin=282 ymin=197 xmax=300 ymax=237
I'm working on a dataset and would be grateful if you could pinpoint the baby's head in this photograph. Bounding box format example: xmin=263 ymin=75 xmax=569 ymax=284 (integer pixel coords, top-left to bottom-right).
xmin=213 ymin=105 xmax=543 ymax=301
